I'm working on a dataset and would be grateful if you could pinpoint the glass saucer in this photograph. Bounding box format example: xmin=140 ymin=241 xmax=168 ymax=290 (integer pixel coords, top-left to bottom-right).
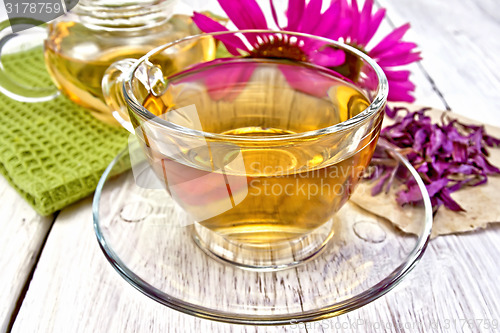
xmin=93 ymin=144 xmax=432 ymax=325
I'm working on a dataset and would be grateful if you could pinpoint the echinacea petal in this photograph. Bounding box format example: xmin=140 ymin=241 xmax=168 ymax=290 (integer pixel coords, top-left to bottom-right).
xmin=427 ymin=128 xmax=446 ymax=156
xmin=339 ymin=0 xmax=349 ymax=15
xmin=192 ymin=12 xmax=249 ymax=55
xmin=375 ymin=106 xmax=500 ymax=212
xmin=312 ymin=0 xmax=341 ymax=37
xmin=439 ymin=188 xmax=465 ymax=211
xmin=396 ymin=184 xmax=423 ymax=205
xmin=369 ymin=23 xmax=411 ymax=57
xmin=279 ymin=62 xmax=343 ymax=97
xmin=205 ymin=62 xmax=258 ymax=101
xmin=297 ymin=0 xmax=323 ymax=33
xmin=377 ymin=51 xmax=421 ymax=67
xmin=373 ymin=41 xmax=418 ymax=58
xmin=335 ymin=17 xmax=352 ymax=39
xmin=218 ymin=0 xmax=269 ymax=47
xmin=219 ymin=0 xmax=268 ymax=29
xmin=356 ymin=0 xmax=374 ymax=46
xmin=385 ymin=69 xmax=411 ymax=82
xmin=349 ymin=0 xmax=361 ymax=43
xmin=309 ymin=47 xmax=346 ymax=67
xmin=387 ymin=85 xmax=415 ymax=102
xmin=371 ymin=171 xmax=391 ymax=195
xmin=425 ymin=178 xmax=449 ymax=197
xmin=364 ymin=8 xmax=385 ymax=46
xmin=245 ymin=0 xmax=269 ymax=28
xmin=315 ymin=2 xmax=352 ymax=40
xmin=389 ymin=79 xmax=416 ymax=92
xmin=269 ymin=0 xmax=281 ymax=28
xmin=286 ymin=0 xmax=306 ymax=31
xmin=218 ymin=0 xmax=252 ymax=29
xmin=412 ymin=127 xmax=428 ymax=153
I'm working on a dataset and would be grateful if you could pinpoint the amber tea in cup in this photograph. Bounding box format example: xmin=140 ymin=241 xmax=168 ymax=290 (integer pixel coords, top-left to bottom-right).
xmin=104 ymin=31 xmax=388 ymax=270
xmin=143 ymin=61 xmax=376 ymax=237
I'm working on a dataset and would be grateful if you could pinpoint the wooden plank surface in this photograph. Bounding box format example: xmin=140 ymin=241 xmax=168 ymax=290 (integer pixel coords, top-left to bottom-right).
xmin=376 ymin=0 xmax=500 ymax=126
xmin=0 ymin=176 xmax=53 ymax=332
xmin=4 ymin=0 xmax=500 ymax=332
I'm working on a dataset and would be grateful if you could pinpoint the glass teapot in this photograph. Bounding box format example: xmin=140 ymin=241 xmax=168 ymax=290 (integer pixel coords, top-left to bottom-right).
xmin=0 ymin=0 xmax=203 ymax=124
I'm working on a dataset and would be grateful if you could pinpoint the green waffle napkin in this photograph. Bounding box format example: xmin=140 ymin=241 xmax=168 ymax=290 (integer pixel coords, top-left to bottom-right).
xmin=0 ymin=47 xmax=129 ymax=215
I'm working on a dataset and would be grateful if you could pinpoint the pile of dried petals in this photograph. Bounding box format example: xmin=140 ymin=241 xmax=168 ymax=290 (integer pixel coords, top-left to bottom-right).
xmin=369 ymin=107 xmax=500 ymax=212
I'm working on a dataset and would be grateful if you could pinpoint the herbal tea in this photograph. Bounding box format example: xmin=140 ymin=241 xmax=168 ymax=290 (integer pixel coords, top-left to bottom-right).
xmin=138 ymin=59 xmax=382 ymax=245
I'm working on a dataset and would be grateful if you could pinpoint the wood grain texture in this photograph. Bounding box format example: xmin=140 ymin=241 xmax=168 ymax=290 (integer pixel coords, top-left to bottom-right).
xmin=10 ymin=171 xmax=500 ymax=333
xmin=374 ymin=16 xmax=447 ymax=113
xmin=9 ymin=197 xmax=293 ymax=333
xmin=0 ymin=176 xmax=53 ymax=332
xmin=5 ymin=0 xmax=500 ymax=332
xmin=376 ymin=0 xmax=500 ymax=127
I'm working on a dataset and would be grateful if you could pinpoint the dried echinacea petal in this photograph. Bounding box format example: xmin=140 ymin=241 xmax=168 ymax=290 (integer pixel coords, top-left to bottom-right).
xmin=370 ymin=107 xmax=500 ymax=212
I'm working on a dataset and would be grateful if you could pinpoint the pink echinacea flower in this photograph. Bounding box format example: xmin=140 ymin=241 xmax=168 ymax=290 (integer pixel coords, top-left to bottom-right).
xmin=343 ymin=0 xmax=421 ymax=106
xmin=192 ymin=0 xmax=420 ymax=108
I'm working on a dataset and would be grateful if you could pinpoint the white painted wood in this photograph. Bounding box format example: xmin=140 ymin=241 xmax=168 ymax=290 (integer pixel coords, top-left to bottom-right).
xmin=9 ymin=187 xmax=500 ymax=332
xmin=0 ymin=176 xmax=53 ymax=332
xmin=372 ymin=5 xmax=448 ymax=112
xmin=8 ymin=197 xmax=293 ymax=333
xmin=4 ymin=1 xmax=500 ymax=332
xmin=376 ymin=0 xmax=500 ymax=127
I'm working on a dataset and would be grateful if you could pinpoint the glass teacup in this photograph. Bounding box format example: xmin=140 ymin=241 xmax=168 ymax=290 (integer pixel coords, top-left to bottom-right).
xmin=103 ymin=30 xmax=388 ymax=270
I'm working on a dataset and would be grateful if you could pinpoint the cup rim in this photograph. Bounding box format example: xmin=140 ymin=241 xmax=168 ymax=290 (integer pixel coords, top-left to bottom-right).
xmin=123 ymin=29 xmax=388 ymax=141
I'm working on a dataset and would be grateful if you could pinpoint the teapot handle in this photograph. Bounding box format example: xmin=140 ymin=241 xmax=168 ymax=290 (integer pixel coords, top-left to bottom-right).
xmin=102 ymin=58 xmax=137 ymax=133
xmin=0 ymin=18 xmax=60 ymax=102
